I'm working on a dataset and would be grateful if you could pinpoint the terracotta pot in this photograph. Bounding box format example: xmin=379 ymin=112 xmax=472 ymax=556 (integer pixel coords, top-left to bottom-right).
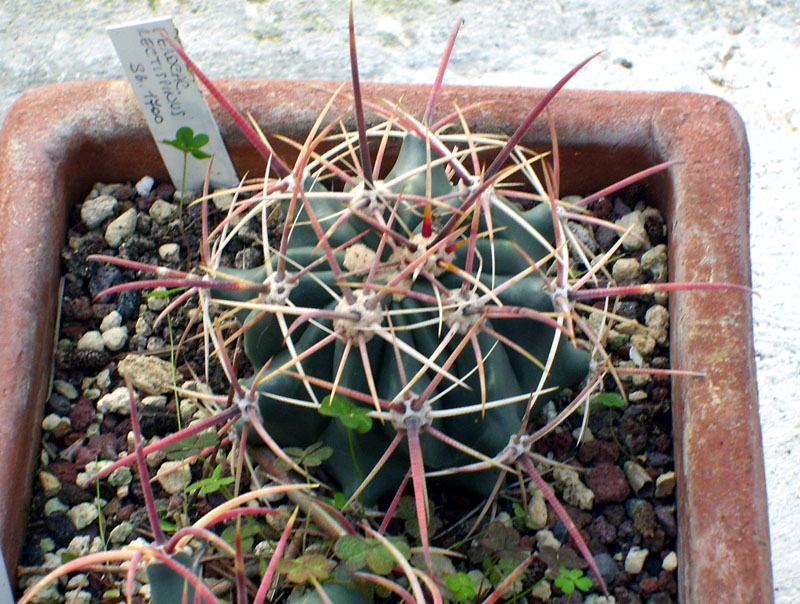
xmin=0 ymin=79 xmax=771 ymax=602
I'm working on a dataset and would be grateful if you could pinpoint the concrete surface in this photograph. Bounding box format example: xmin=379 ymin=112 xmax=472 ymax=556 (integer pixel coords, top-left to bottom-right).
xmin=1 ymin=1 xmax=798 ymax=602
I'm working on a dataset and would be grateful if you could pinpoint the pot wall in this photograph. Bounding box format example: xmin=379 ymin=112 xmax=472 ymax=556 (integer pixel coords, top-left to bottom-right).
xmin=0 ymin=79 xmax=771 ymax=602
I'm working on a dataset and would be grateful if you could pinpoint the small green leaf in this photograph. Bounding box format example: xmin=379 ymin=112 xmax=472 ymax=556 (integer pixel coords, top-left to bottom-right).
xmin=190 ymin=148 xmax=212 ymax=160
xmin=444 ymin=572 xmax=477 ymax=602
xmin=554 ymin=574 xmax=576 ymax=594
xmin=334 ymin=535 xmax=409 ymax=576
xmin=575 ymin=575 xmax=594 ymax=592
xmin=162 ymin=431 xmax=218 ymax=460
xmin=277 ymin=553 xmax=333 ymax=584
xmin=594 ymin=392 xmax=625 ymax=408
xmin=318 ymin=395 xmax=372 ymax=434
xmin=554 ymin=567 xmax=592 ymax=595
xmin=190 ymin=133 xmax=209 ymax=148
xmin=161 ymin=126 xmax=212 ymax=157
xmin=283 ymin=442 xmax=333 ymax=468
xmin=159 ymin=517 xmax=178 ymax=533
xmin=176 ymin=126 xmax=194 ymax=147
xmin=188 ymin=464 xmax=235 ymax=495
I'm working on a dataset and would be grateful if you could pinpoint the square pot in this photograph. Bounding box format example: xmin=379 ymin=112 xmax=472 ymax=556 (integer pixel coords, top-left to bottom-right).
xmin=0 ymin=79 xmax=771 ymax=602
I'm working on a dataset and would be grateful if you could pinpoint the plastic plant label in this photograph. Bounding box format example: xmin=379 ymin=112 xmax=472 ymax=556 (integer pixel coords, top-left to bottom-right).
xmin=107 ymin=18 xmax=238 ymax=192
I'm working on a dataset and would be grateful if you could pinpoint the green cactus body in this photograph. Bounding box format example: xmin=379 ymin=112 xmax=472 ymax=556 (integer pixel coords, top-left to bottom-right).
xmin=213 ymin=133 xmax=590 ymax=504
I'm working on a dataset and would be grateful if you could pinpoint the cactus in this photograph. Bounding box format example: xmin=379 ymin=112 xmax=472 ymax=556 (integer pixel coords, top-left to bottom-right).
xmin=209 ymin=127 xmax=592 ymax=505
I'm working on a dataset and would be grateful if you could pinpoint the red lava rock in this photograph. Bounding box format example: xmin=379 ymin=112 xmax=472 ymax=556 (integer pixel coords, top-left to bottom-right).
xmin=50 ymin=420 xmax=73 ymax=441
xmin=47 ymin=461 xmax=78 ymax=483
xmin=62 ymin=296 xmax=94 ymax=320
xmin=114 ymin=417 xmax=133 ymax=438
xmin=577 ymin=439 xmax=620 ymax=465
xmin=91 ymin=302 xmax=116 ymax=319
xmin=586 ymin=463 xmax=631 ymax=504
xmin=113 ymin=184 xmax=136 ymax=201
xmin=73 ymin=445 xmax=102 ymax=469
xmin=60 ymin=323 xmax=89 ymax=341
xmin=88 ymin=432 xmax=123 ymax=458
xmin=151 ymin=183 xmax=176 ymax=200
xmin=654 ymin=504 xmax=677 ymax=538
xmin=614 ymin=572 xmax=633 ymax=588
xmin=650 ymin=386 xmax=669 ymax=402
xmin=644 ymin=528 xmax=666 ymax=554
xmin=658 ymin=569 xmax=677 ymax=595
xmin=651 ymin=432 xmax=671 ymax=453
xmin=639 ymin=576 xmax=660 ymax=596
xmin=534 ymin=431 xmax=574 ymax=458
xmin=69 ymin=397 xmax=97 ymax=432
xmin=116 ymin=504 xmax=135 ymax=521
xmin=62 ymin=432 xmax=84 ymax=447
xmin=588 ymin=514 xmax=617 ymax=544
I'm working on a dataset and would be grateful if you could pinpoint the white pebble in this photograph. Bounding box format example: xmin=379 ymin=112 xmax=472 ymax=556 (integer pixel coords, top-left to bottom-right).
xmin=76 ymin=330 xmax=105 ymax=352
xmin=135 ymin=176 xmax=155 ymax=196
xmin=159 ymin=243 xmax=181 ymax=262
xmin=101 ymin=326 xmax=129 ymax=351
xmin=81 ymin=195 xmax=118 ymax=230
xmin=38 ymin=471 xmax=61 ymax=498
xmin=53 ymin=379 xmax=79 ymax=400
xmin=149 ymin=199 xmax=177 ymax=223
xmin=89 ymin=537 xmax=105 ymax=554
xmin=41 ymin=413 xmax=68 ymax=432
xmin=147 ymin=288 xmax=170 ymax=311
xmin=95 ymin=369 xmax=112 ymax=389
xmin=67 ymin=502 xmax=99 ymax=530
xmin=66 ymin=574 xmax=88 ymax=589
xmin=615 ymin=211 xmax=649 ymax=251
xmin=624 ymin=546 xmax=649 ymax=574
xmin=109 ymin=521 xmax=134 ymax=544
xmin=67 ymin=535 xmax=92 ymax=557
xmin=64 ymin=590 xmax=91 ymax=604
xmin=108 ymin=466 xmax=133 ymax=487
xmin=141 ymin=395 xmax=167 ymax=409
xmin=118 ymin=354 xmax=176 ymax=395
xmin=662 ymin=550 xmax=678 ymax=572
xmin=44 ymin=498 xmax=68 ymax=516
xmin=156 ymin=460 xmax=192 ymax=495
xmin=612 ymin=257 xmax=641 ymax=282
xmin=641 ymin=244 xmax=668 ymax=281
xmin=97 ymin=387 xmax=132 ymax=415
xmin=105 ymin=207 xmax=137 ymax=248
xmin=554 ymin=467 xmax=594 ymax=510
xmin=99 ymin=310 xmax=123 ymax=332
xmin=535 ymin=529 xmax=562 ymax=551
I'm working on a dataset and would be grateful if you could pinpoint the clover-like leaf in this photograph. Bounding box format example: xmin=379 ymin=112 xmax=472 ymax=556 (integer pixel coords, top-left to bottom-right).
xmin=277 ymin=553 xmax=334 ymax=584
xmin=161 ymin=126 xmax=212 ymax=159
xmin=188 ymin=464 xmax=235 ymax=496
xmin=283 ymin=442 xmax=334 ymax=468
xmin=334 ymin=535 xmax=409 ymax=575
xmin=162 ymin=431 xmax=218 ymax=461
xmin=318 ymin=395 xmax=372 ymax=434
xmin=444 ymin=572 xmax=478 ymax=603
xmin=554 ymin=567 xmax=593 ymax=595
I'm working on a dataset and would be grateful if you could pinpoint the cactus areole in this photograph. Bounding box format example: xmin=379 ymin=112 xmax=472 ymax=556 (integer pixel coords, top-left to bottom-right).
xmin=214 ymin=131 xmax=591 ymax=504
